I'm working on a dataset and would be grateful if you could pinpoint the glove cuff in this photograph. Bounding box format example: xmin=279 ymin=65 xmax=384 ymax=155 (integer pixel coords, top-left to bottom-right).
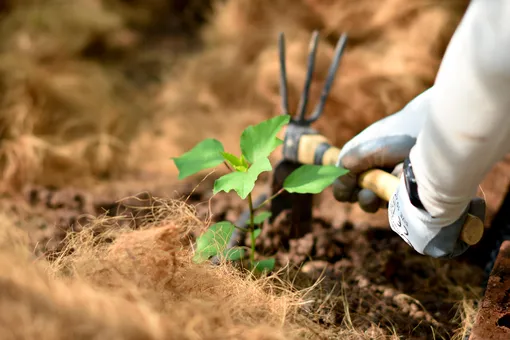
xmin=403 ymin=157 xmax=428 ymax=212
xmin=388 ymin=176 xmax=461 ymax=254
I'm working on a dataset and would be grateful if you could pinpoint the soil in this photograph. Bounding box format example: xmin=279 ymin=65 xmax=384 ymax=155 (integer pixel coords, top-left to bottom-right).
xmin=470 ymin=240 xmax=510 ymax=340
xmin=11 ymin=173 xmax=488 ymax=339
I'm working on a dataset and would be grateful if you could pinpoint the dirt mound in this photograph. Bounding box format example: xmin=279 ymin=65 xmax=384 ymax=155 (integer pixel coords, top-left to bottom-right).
xmin=257 ymin=207 xmax=482 ymax=338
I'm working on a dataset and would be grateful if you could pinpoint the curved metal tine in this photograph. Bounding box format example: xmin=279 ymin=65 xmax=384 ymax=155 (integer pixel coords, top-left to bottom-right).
xmin=307 ymin=32 xmax=348 ymax=124
xmin=278 ymin=32 xmax=289 ymax=116
xmin=296 ymin=30 xmax=320 ymax=124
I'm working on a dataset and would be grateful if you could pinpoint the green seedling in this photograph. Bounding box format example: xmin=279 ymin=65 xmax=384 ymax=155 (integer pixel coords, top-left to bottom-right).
xmin=172 ymin=115 xmax=349 ymax=272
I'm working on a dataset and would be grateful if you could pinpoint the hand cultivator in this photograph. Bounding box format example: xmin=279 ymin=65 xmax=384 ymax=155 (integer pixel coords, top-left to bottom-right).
xmin=221 ymin=30 xmax=484 ymax=257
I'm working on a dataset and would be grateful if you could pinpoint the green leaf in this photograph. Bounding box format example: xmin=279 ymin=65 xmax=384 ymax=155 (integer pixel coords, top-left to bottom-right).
xmin=283 ymin=165 xmax=349 ymax=194
xmin=253 ymin=228 xmax=262 ymax=239
xmin=240 ymin=155 xmax=249 ymax=168
xmin=253 ymin=258 xmax=275 ymax=272
xmin=192 ymin=221 xmax=235 ymax=263
xmin=172 ymin=138 xmax=225 ymax=180
xmin=221 ymin=152 xmax=248 ymax=172
xmin=223 ymin=247 xmax=245 ymax=261
xmin=253 ymin=211 xmax=272 ymax=225
xmin=240 ymin=115 xmax=290 ymax=163
xmin=213 ymin=157 xmax=272 ymax=199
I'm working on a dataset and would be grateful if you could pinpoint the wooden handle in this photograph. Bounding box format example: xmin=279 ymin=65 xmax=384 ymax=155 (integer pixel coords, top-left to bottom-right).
xmin=295 ymin=136 xmax=484 ymax=245
xmin=357 ymin=169 xmax=399 ymax=202
xmin=297 ymin=134 xmax=341 ymax=166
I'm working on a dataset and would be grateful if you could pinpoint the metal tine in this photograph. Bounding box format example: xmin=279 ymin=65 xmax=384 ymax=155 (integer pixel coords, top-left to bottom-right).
xmin=296 ymin=30 xmax=320 ymax=123
xmin=307 ymin=32 xmax=348 ymax=124
xmin=278 ymin=32 xmax=289 ymax=116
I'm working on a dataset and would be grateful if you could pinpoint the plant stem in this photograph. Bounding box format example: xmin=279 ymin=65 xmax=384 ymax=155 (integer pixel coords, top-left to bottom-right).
xmin=223 ymin=161 xmax=234 ymax=172
xmin=254 ymin=188 xmax=285 ymax=211
xmin=247 ymin=192 xmax=256 ymax=268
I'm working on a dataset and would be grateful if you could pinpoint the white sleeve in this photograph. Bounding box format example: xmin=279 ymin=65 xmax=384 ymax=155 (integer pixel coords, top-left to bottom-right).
xmin=409 ymin=0 xmax=510 ymax=224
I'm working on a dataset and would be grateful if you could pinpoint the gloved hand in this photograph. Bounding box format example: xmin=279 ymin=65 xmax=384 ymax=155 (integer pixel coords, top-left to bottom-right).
xmin=332 ymin=88 xmax=486 ymax=258
xmin=332 ymin=89 xmax=431 ymax=213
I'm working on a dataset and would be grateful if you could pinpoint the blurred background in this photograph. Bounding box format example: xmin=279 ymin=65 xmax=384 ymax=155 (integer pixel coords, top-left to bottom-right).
xmin=4 ymin=0 xmax=508 ymax=222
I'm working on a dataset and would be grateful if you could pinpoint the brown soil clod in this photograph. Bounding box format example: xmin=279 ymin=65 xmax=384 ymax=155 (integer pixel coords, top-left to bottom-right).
xmin=470 ymin=240 xmax=510 ymax=340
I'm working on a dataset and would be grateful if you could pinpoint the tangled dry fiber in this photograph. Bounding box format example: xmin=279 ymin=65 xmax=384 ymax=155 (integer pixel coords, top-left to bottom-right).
xmin=0 ymin=199 xmax=335 ymax=340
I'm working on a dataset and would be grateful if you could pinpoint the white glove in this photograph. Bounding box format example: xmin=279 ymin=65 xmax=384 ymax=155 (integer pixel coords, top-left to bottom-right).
xmin=332 ymin=87 xmax=486 ymax=258
xmin=388 ymin=174 xmax=485 ymax=258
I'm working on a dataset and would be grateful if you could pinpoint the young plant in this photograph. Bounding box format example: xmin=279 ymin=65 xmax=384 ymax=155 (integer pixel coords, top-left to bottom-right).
xmin=172 ymin=115 xmax=348 ymax=272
